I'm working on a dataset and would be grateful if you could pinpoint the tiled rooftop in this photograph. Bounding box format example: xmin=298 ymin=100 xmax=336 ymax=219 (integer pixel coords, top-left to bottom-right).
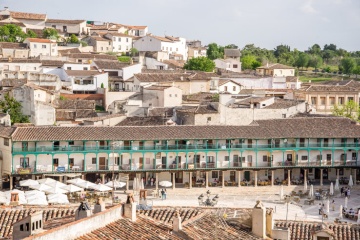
xmin=93 ymin=60 xmax=130 ymax=70
xmin=138 ymin=207 xmax=204 ymax=224
xmin=264 ymin=99 xmax=305 ymax=109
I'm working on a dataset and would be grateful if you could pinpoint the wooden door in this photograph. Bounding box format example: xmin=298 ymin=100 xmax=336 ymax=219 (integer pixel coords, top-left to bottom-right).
xmin=244 ymin=171 xmax=250 ymax=181
xmin=175 ymin=172 xmax=183 ymax=183
xmin=139 ymin=157 xmax=143 ymax=169
xmin=99 ymin=157 xmax=106 ymax=170
xmin=230 ymin=171 xmax=236 ymax=182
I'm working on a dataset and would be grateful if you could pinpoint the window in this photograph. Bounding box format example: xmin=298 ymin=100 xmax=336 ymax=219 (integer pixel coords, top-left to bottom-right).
xmin=212 ymin=171 xmax=219 ymax=178
xmin=311 ymin=97 xmax=317 ymax=105
xmin=248 ymin=139 xmax=252 ymax=148
xmin=326 ymin=154 xmax=331 ymax=161
xmin=20 ymin=224 xmax=24 ymax=231
xmin=233 ymin=86 xmax=236 ymax=91
xmin=338 ymin=97 xmax=344 ymax=104
xmin=320 ymin=97 xmax=325 ymax=105
xmin=3 ymin=138 xmax=9 ymax=146
xmin=301 ymin=156 xmax=308 ymax=161
xmin=126 ymin=38 xmax=128 ymax=42
xmin=63 ymin=26 xmax=67 ymax=32
xmin=175 ymin=94 xmax=177 ymax=97
xmin=42 ymin=45 xmax=46 ymax=49
xmin=352 ymin=152 xmax=357 ymax=160
xmin=101 ymin=47 xmax=103 ymax=51
xmin=169 ymin=94 xmax=172 ymax=97
xmin=263 ymin=155 xmax=268 ymax=162
xmin=300 ymin=138 xmax=305 ymax=147
xmin=118 ymin=45 xmax=121 ymax=50
xmin=247 ymin=155 xmax=252 ymax=162
xmin=207 ymin=117 xmax=211 ymax=122
xmin=176 ymin=48 xmax=178 ymax=51
xmin=224 ymin=156 xmax=229 ymax=161
xmin=241 ymin=157 xmax=245 ymax=162
xmin=67 ymin=67 xmax=71 ymax=70
xmin=324 ymin=138 xmax=329 ymax=147
xmin=348 ymin=97 xmax=354 ymax=102
xmin=20 ymin=157 xmax=29 ymax=168
xmin=113 ymin=37 xmax=116 ymax=41
xmin=233 ymin=64 xmax=238 ymax=68
xmin=92 ymin=158 xmax=97 ymax=164
xmin=282 ymin=114 xmax=286 ymax=118
xmin=83 ymin=67 xmax=88 ymax=70
xmin=52 ymin=25 xmax=56 ymax=28
xmin=118 ymin=37 xmax=121 ymax=42
xmin=329 ymin=97 xmax=335 ymax=105
xmin=34 ymin=44 xmax=37 ymax=48
xmin=224 ymin=86 xmax=228 ymax=92
xmin=69 ymin=141 xmax=74 ymax=145
xmin=53 ymin=158 xmax=59 ymax=165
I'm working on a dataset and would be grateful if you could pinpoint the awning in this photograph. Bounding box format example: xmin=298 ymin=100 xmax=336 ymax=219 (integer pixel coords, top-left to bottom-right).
xmin=43 ymin=173 xmax=82 ymax=177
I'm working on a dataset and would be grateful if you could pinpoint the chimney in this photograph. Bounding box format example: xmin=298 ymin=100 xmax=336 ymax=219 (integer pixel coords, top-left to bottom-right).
xmin=93 ymin=197 xmax=105 ymax=214
xmin=172 ymin=210 xmax=182 ymax=232
xmin=124 ymin=193 xmax=136 ymax=222
xmin=75 ymin=202 xmax=92 ymax=220
xmin=10 ymin=192 xmax=20 ymax=206
xmin=252 ymin=200 xmax=266 ymax=238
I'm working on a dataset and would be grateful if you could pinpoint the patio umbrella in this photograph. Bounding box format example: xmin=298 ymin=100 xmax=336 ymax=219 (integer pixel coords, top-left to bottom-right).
xmin=25 ymin=190 xmax=45 ymax=197
xmin=309 ymin=185 xmax=314 ymax=198
xmin=132 ymin=178 xmax=139 ymax=191
xmin=47 ymin=193 xmax=68 ymax=200
xmin=335 ymin=179 xmax=340 ymax=191
xmin=344 ymin=197 xmax=348 ymax=209
xmin=339 ymin=205 xmax=343 ymax=218
xmin=348 ymin=175 xmax=353 ymax=188
xmin=30 ymin=183 xmax=52 ymax=192
xmin=304 ymin=179 xmax=308 ymax=191
xmin=20 ymin=179 xmax=39 ymax=187
xmin=330 ymin=182 xmax=334 ymax=195
xmin=46 ymin=181 xmax=66 ymax=188
xmin=280 ymin=185 xmax=284 ymax=200
xmin=48 ymin=198 xmax=69 ymax=205
xmin=159 ymin=181 xmax=172 ymax=187
xmin=0 ymin=196 xmax=8 ymax=204
xmin=67 ymin=178 xmax=86 ymax=185
xmin=60 ymin=184 xmax=83 ymax=193
xmin=74 ymin=181 xmax=96 ymax=189
xmin=26 ymin=198 xmax=48 ymax=205
xmin=89 ymin=184 xmax=112 ymax=192
xmin=326 ymin=199 xmax=330 ymax=214
xmin=105 ymin=181 xmax=126 ymax=189
xmin=45 ymin=187 xmax=68 ymax=194
xmin=37 ymin=178 xmax=56 ymax=184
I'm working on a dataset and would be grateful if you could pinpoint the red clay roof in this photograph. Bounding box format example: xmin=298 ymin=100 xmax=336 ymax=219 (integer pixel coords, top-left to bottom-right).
xmin=25 ymin=38 xmax=52 ymax=43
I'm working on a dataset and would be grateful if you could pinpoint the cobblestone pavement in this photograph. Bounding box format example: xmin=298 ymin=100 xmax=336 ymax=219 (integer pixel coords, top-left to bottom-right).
xmin=115 ymin=183 xmax=360 ymax=224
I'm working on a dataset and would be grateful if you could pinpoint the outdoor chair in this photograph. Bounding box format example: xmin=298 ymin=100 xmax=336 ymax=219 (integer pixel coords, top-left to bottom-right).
xmin=184 ymin=182 xmax=189 ymax=188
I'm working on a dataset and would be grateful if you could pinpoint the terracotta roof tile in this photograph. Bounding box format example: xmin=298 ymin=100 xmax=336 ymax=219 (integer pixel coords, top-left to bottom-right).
xmin=258 ymin=63 xmax=294 ymax=70
xmin=10 ymin=117 xmax=360 ymax=141
xmin=93 ymin=60 xmax=130 ymax=70
xmin=10 ymin=11 xmax=46 ymax=20
xmin=46 ymin=19 xmax=85 ymax=24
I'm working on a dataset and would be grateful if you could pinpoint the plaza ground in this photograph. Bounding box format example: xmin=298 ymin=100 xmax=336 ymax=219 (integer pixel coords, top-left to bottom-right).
xmin=114 ymin=183 xmax=360 ymax=224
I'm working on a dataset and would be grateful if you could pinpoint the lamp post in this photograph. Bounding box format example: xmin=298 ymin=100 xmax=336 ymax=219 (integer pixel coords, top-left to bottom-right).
xmin=198 ymin=190 xmax=219 ymax=207
xmin=111 ymin=141 xmax=120 ymax=205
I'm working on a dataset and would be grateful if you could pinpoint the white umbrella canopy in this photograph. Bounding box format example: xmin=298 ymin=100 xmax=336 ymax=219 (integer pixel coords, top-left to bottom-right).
xmin=48 ymin=198 xmax=69 ymax=204
xmin=47 ymin=193 xmax=68 ymax=200
xmin=159 ymin=181 xmax=172 ymax=187
xmin=89 ymin=184 xmax=112 ymax=192
xmin=67 ymin=178 xmax=86 ymax=185
xmin=74 ymin=181 xmax=96 ymax=189
xmin=105 ymin=181 xmax=126 ymax=189
xmin=348 ymin=175 xmax=354 ymax=188
xmin=0 ymin=196 xmax=8 ymax=204
xmin=335 ymin=179 xmax=340 ymax=191
xmin=26 ymin=198 xmax=48 ymax=205
xmin=44 ymin=187 xmax=68 ymax=194
xmin=280 ymin=185 xmax=284 ymax=200
xmin=30 ymin=184 xmax=52 ymax=192
xmin=46 ymin=181 xmax=66 ymax=188
xmin=344 ymin=197 xmax=348 ymax=209
xmin=37 ymin=178 xmax=56 ymax=184
xmin=339 ymin=205 xmax=343 ymax=218
xmin=60 ymin=184 xmax=83 ymax=193
xmin=26 ymin=194 xmax=46 ymax=202
xmin=309 ymin=185 xmax=314 ymax=198
xmin=132 ymin=178 xmax=138 ymax=191
xmin=25 ymin=190 xmax=45 ymax=196
xmin=20 ymin=179 xmax=39 ymax=187
xmin=330 ymin=182 xmax=334 ymax=195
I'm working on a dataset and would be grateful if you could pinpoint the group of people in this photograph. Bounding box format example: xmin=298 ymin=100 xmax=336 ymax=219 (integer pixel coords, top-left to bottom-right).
xmin=340 ymin=187 xmax=351 ymax=198
xmin=160 ymin=188 xmax=167 ymax=200
xmin=145 ymin=176 xmax=156 ymax=186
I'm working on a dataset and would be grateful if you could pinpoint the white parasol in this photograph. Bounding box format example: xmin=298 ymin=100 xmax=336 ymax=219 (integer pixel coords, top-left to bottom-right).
xmin=26 ymin=198 xmax=48 ymax=205
xmin=330 ymin=182 xmax=334 ymax=195
xmin=67 ymin=178 xmax=86 ymax=185
xmin=37 ymin=178 xmax=56 ymax=184
xmin=74 ymin=181 xmax=96 ymax=189
xmin=20 ymin=179 xmax=39 ymax=187
xmin=132 ymin=178 xmax=139 ymax=191
xmin=30 ymin=184 xmax=52 ymax=192
xmin=89 ymin=184 xmax=112 ymax=192
xmin=344 ymin=197 xmax=348 ymax=209
xmin=46 ymin=181 xmax=66 ymax=188
xmin=60 ymin=184 xmax=83 ymax=193
xmin=339 ymin=205 xmax=343 ymax=218
xmin=105 ymin=181 xmax=126 ymax=189
xmin=45 ymin=187 xmax=68 ymax=194
xmin=47 ymin=193 xmax=68 ymax=200
xmin=48 ymin=198 xmax=69 ymax=204
xmin=348 ymin=175 xmax=353 ymax=188
xmin=159 ymin=181 xmax=172 ymax=187
xmin=335 ymin=179 xmax=340 ymax=191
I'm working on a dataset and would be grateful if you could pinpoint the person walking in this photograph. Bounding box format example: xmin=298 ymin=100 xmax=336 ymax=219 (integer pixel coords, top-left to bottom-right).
xmin=164 ymin=188 xmax=167 ymax=200
xmin=319 ymin=204 xmax=322 ymax=215
xmin=347 ymin=189 xmax=350 ymax=199
xmin=150 ymin=177 xmax=154 ymax=186
xmin=340 ymin=187 xmax=344 ymax=196
xmin=161 ymin=189 xmax=165 ymax=200
xmin=331 ymin=200 xmax=335 ymax=211
xmin=344 ymin=187 xmax=348 ymax=197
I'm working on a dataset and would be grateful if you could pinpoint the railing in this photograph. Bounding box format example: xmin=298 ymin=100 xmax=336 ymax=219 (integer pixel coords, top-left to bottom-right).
xmin=13 ymin=142 xmax=360 ymax=153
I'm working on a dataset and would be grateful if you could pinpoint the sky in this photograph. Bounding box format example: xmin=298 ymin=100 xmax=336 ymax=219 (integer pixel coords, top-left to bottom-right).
xmin=2 ymin=0 xmax=360 ymax=51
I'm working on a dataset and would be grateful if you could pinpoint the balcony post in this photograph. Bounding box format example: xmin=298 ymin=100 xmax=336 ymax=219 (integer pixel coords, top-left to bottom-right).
xmin=320 ymin=169 xmax=323 ymax=186
xmin=11 ymin=155 xmax=14 ymax=174
xmin=67 ymin=153 xmax=70 ymax=171
xmin=130 ymin=153 xmax=133 ymax=170
xmin=175 ymin=152 xmax=178 ymax=169
xmin=155 ymin=172 xmax=159 ymax=190
xmin=288 ymin=169 xmax=291 ymax=186
xmin=282 ymin=151 xmax=285 ymax=166
xmin=271 ymin=170 xmax=274 ymax=186
xmin=35 ymin=154 xmax=38 ymax=173
xmin=319 ymin=150 xmax=322 ymax=166
xmin=83 ymin=153 xmax=86 ymax=171
xmin=185 ymin=152 xmax=188 ymax=169
xmin=238 ymin=170 xmax=241 ymax=187
xmin=332 ymin=149 xmax=335 ymax=166
xmin=254 ymin=171 xmax=258 ymax=187
xmin=205 ymin=152 xmax=208 ymax=169
xmin=240 ymin=151 xmax=243 ymax=167
xmin=189 ymin=171 xmax=192 ymax=189
xmin=255 ymin=150 xmax=258 ymax=167
xmin=165 ymin=153 xmax=168 ymax=169
xmin=142 ymin=153 xmax=145 ymax=170
xmin=51 ymin=153 xmax=54 ymax=172
xmin=96 ymin=153 xmax=99 ymax=171
xmin=172 ymin=172 xmax=175 ymax=190
xmin=215 ymin=151 xmax=218 ymax=168
xmin=205 ymin=171 xmax=209 ymax=189
xmin=307 ymin=150 xmax=310 ymax=166
xmin=228 ymin=150 xmax=230 ymax=168
xmin=221 ymin=171 xmax=225 ymax=188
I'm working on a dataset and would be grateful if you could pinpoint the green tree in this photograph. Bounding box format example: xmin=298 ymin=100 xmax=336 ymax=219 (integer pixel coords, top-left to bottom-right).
xmin=241 ymin=55 xmax=261 ymax=70
xmin=0 ymin=24 xmax=27 ymax=42
xmin=323 ymin=43 xmax=337 ymax=51
xmin=130 ymin=48 xmax=138 ymax=57
xmin=307 ymin=55 xmax=323 ymax=70
xmin=68 ymin=34 xmax=79 ymax=43
xmin=332 ymin=100 xmax=359 ymax=121
xmin=274 ymin=44 xmax=290 ymax=59
xmin=0 ymin=93 xmax=29 ymax=124
xmin=339 ymin=58 xmax=355 ymax=76
xmin=80 ymin=40 xmax=88 ymax=47
xmin=322 ymin=50 xmax=335 ymax=64
xmin=353 ymin=65 xmax=360 ymax=78
xmin=183 ymin=57 xmax=215 ymax=72
xmin=206 ymin=43 xmax=224 ymax=60
xmin=42 ymin=28 xmax=59 ymax=40
xmin=295 ymin=53 xmax=310 ymax=69
xmin=307 ymin=44 xmax=321 ymax=55
xmin=26 ymin=29 xmax=37 ymax=38
xmin=224 ymin=44 xmax=238 ymax=49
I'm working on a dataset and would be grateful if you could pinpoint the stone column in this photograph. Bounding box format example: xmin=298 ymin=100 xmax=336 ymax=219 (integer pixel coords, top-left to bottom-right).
xmin=126 ymin=175 xmax=129 ymax=191
xmin=222 ymin=172 xmax=225 ymax=188
xmin=304 ymin=169 xmax=307 ymax=185
xmin=59 ymin=176 xmax=63 ymax=183
xmin=238 ymin=171 xmax=242 ymax=187
xmin=271 ymin=170 xmax=274 ymax=186
xmin=10 ymin=176 xmax=13 ymax=190
xmin=82 ymin=174 xmax=86 ymax=180
xmin=320 ymin=169 xmax=323 ymax=186
xmin=287 ymin=170 xmax=291 ymax=186
xmin=336 ymin=169 xmax=339 ymax=179
xmin=254 ymin=171 xmax=258 ymax=187
xmin=354 ymin=169 xmax=357 ymax=186
xmin=205 ymin=172 xmax=209 ymax=189
xmin=172 ymin=173 xmax=175 ymax=190
xmin=101 ymin=174 xmax=105 ymax=184
xmin=155 ymin=172 xmax=159 ymax=190
xmin=189 ymin=172 xmax=192 ymax=189
xmin=31 ymin=175 xmax=35 ymax=180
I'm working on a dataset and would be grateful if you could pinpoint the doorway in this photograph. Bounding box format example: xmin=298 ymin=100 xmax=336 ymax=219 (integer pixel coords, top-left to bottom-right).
xmin=99 ymin=157 xmax=106 ymax=170
xmin=244 ymin=171 xmax=250 ymax=181
xmin=175 ymin=172 xmax=183 ymax=183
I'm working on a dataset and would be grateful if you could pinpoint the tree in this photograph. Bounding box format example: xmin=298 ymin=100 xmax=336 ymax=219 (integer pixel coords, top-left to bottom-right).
xmin=307 ymin=44 xmax=321 ymax=55
xmin=0 ymin=93 xmax=29 ymax=124
xmin=295 ymin=53 xmax=310 ymax=69
xmin=130 ymin=48 xmax=138 ymax=57
xmin=183 ymin=57 xmax=215 ymax=72
xmin=206 ymin=43 xmax=224 ymax=60
xmin=241 ymin=55 xmax=261 ymax=70
xmin=323 ymin=43 xmax=337 ymax=52
xmin=26 ymin=29 xmax=37 ymax=38
xmin=68 ymin=34 xmax=79 ymax=43
xmin=353 ymin=65 xmax=360 ymax=78
xmin=0 ymin=24 xmax=27 ymax=42
xmin=273 ymin=44 xmax=290 ymax=58
xmin=339 ymin=58 xmax=355 ymax=76
xmin=224 ymin=44 xmax=238 ymax=49
xmin=42 ymin=28 xmax=59 ymax=40
xmin=332 ymin=100 xmax=359 ymax=121
xmin=307 ymin=55 xmax=323 ymax=70
xmin=322 ymin=50 xmax=335 ymax=64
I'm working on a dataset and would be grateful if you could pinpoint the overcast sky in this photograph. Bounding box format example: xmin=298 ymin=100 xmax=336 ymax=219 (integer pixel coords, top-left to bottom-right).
xmin=2 ymin=0 xmax=360 ymax=51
